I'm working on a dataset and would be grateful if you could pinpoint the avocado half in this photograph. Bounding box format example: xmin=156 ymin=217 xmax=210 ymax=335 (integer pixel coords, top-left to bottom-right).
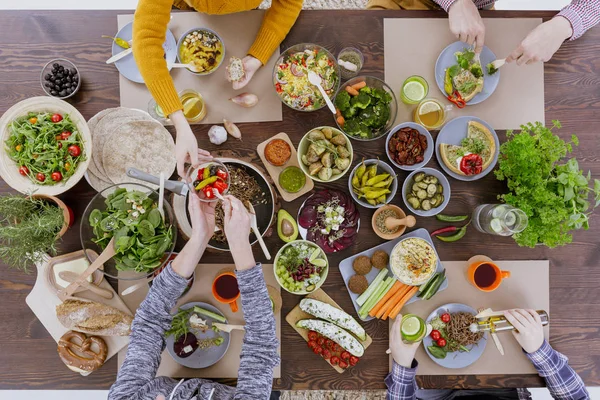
xmin=277 ymin=209 xmax=298 ymax=243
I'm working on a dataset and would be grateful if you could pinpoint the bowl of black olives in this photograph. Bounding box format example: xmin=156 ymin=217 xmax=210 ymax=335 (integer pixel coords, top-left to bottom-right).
xmin=40 ymin=58 xmax=81 ymax=99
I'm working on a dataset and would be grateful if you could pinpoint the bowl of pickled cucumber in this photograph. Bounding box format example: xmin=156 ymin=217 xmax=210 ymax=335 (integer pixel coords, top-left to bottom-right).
xmin=402 ymin=168 xmax=450 ymax=217
xmin=349 ymin=158 xmax=398 ymax=209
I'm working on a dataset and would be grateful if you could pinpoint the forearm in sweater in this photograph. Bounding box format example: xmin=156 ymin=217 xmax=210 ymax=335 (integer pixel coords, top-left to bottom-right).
xmin=133 ymin=0 xmax=183 ymax=116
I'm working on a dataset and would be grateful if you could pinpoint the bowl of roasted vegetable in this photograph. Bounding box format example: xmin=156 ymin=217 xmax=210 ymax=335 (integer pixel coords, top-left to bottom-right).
xmin=333 ymin=76 xmax=398 ymax=141
xmin=298 ymin=126 xmax=353 ymax=183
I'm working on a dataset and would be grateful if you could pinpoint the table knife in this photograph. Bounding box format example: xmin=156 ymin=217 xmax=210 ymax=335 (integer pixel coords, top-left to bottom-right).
xmin=126 ymin=167 xmax=188 ymax=196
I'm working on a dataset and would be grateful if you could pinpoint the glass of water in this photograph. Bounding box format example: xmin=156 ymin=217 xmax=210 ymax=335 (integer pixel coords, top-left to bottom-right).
xmin=473 ymin=204 xmax=528 ymax=236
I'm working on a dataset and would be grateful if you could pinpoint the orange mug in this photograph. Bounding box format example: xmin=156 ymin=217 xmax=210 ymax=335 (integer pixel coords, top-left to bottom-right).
xmin=212 ymin=271 xmax=240 ymax=312
xmin=467 ymin=261 xmax=510 ymax=292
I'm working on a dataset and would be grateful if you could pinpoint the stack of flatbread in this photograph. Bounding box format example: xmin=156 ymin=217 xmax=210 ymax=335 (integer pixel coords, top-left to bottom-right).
xmin=85 ymin=108 xmax=176 ymax=192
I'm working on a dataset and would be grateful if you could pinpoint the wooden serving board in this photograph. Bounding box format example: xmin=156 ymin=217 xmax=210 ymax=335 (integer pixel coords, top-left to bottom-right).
xmin=285 ymin=288 xmax=372 ymax=373
xmin=257 ymin=132 xmax=313 ymax=202
xmin=26 ymin=251 xmax=132 ymax=374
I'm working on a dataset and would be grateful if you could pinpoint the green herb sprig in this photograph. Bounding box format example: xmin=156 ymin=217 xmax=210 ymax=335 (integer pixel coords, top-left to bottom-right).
xmin=165 ymin=308 xmax=192 ymax=339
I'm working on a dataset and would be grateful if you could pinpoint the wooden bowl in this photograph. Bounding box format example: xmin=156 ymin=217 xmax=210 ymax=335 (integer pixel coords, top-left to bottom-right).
xmin=372 ymin=204 xmax=415 ymax=240
xmin=0 ymin=96 xmax=92 ymax=196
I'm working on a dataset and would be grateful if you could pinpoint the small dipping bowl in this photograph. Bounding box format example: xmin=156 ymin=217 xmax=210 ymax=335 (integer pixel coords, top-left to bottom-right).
xmin=372 ymin=204 xmax=415 ymax=240
xmin=279 ymin=166 xmax=306 ymax=194
xmin=186 ymin=160 xmax=230 ymax=202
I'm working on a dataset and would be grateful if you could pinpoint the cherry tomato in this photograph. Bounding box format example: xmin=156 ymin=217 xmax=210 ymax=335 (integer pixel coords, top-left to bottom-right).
xmin=436 ymin=338 xmax=447 ymax=347
xmin=213 ymin=180 xmax=228 ymax=194
xmin=36 ymin=173 xmax=46 ymax=182
xmin=197 ymin=168 xmax=205 ymax=181
xmin=19 ymin=166 xmax=29 ymax=176
xmin=441 ymin=313 xmax=451 ymax=323
xmin=64 ymin=162 xmax=71 ymax=171
xmin=325 ymin=339 xmax=335 ymax=350
xmin=330 ymin=356 xmax=340 ymax=366
xmin=349 ymin=356 xmax=359 ymax=366
xmin=307 ymin=340 xmax=318 ymax=349
xmin=51 ymin=171 xmax=63 ymax=182
xmin=333 ymin=344 xmax=342 ymax=353
xmin=459 ymin=153 xmax=483 ymax=176
xmin=307 ymin=331 xmax=318 ymax=341
xmin=15 ymin=144 xmax=23 ymax=152
xmin=216 ymin=168 xmax=228 ymax=180
xmin=430 ymin=330 xmax=441 ymax=341
xmin=338 ymin=360 xmax=348 ymax=369
xmin=60 ymin=131 xmax=72 ymax=140
xmin=340 ymin=351 xmax=350 ymax=361
xmin=51 ymin=113 xmax=63 ymax=123
xmin=322 ymin=349 xmax=332 ymax=360
xmin=29 ymin=117 xmax=37 ymax=124
xmin=55 ymin=135 xmax=62 ymax=141
xmin=312 ymin=346 xmax=323 ymax=355
xmin=317 ymin=337 xmax=326 ymax=346
xmin=67 ymin=144 xmax=81 ymax=157
xmin=202 ymin=186 xmax=215 ymax=199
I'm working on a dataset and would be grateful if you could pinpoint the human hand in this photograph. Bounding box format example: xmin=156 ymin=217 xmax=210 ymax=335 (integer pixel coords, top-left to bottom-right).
xmin=188 ymin=192 xmax=216 ymax=243
xmin=506 ymin=17 xmax=573 ymax=65
xmin=156 ymin=395 xmax=165 ymax=400
xmin=232 ymin=56 xmax=262 ymax=90
xmin=448 ymin=0 xmax=486 ymax=53
xmin=222 ymin=195 xmax=255 ymax=270
xmin=390 ymin=314 xmax=421 ymax=368
xmin=504 ymin=309 xmax=545 ymax=353
xmin=171 ymin=111 xmax=212 ymax=178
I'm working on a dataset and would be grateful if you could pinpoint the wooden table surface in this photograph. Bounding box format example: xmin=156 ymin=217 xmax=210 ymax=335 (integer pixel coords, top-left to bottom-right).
xmin=0 ymin=9 xmax=599 ymax=391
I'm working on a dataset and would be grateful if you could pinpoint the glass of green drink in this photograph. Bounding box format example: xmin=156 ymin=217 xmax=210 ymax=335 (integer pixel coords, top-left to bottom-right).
xmin=401 ymin=76 xmax=429 ymax=105
xmin=401 ymin=314 xmax=426 ymax=343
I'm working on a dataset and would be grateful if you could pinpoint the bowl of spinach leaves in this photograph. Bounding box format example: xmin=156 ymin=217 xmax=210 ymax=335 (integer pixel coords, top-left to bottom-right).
xmin=81 ymin=183 xmax=176 ymax=280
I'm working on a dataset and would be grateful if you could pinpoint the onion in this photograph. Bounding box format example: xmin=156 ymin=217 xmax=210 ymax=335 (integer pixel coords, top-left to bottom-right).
xmin=229 ymin=93 xmax=258 ymax=108
xmin=290 ymin=63 xmax=304 ymax=77
xmin=223 ymin=119 xmax=242 ymax=140
xmin=275 ymin=75 xmax=288 ymax=85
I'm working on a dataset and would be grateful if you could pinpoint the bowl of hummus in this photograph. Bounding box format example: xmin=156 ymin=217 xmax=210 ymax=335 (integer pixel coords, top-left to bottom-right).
xmin=390 ymin=238 xmax=437 ymax=285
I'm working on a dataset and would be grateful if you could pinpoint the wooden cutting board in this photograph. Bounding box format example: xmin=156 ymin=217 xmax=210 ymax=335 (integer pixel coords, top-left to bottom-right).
xmin=286 ymin=288 xmax=372 ymax=373
xmin=257 ymin=132 xmax=314 ymax=202
xmin=26 ymin=251 xmax=132 ymax=374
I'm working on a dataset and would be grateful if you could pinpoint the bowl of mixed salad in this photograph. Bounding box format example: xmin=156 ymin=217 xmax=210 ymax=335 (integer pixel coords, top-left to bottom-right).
xmin=274 ymin=240 xmax=329 ymax=294
xmin=273 ymin=43 xmax=340 ymax=112
xmin=333 ymin=76 xmax=398 ymax=141
xmin=0 ymin=96 xmax=92 ymax=196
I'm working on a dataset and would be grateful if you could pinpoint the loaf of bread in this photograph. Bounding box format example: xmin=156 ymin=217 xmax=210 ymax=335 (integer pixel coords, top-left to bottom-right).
xmin=56 ymin=299 xmax=133 ymax=336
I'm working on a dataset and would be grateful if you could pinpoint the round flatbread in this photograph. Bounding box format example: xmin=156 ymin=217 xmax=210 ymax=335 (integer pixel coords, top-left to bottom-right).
xmin=85 ymin=169 xmax=113 ymax=193
xmin=87 ymin=108 xmax=121 ymax=178
xmin=101 ymin=120 xmax=175 ymax=188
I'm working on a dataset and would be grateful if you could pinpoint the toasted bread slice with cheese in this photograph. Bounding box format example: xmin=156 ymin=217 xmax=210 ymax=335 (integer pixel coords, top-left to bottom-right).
xmin=226 ymin=56 xmax=246 ymax=83
xmin=439 ymin=120 xmax=495 ymax=176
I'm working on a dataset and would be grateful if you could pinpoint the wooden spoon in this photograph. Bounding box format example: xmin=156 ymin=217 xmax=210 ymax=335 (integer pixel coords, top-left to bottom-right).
xmin=58 ymin=237 xmax=116 ymax=301
xmin=58 ymin=271 xmax=113 ymax=300
xmin=385 ymin=215 xmax=416 ymax=231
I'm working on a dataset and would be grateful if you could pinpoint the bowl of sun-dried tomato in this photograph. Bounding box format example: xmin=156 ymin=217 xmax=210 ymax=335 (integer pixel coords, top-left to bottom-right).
xmin=386 ymin=122 xmax=433 ymax=171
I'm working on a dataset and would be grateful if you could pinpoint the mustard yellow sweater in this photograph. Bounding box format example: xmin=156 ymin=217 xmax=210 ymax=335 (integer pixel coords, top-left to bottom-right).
xmin=133 ymin=0 xmax=303 ymax=116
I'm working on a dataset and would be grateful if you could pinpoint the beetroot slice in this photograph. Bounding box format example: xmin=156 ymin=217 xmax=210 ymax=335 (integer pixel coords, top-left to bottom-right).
xmin=174 ymin=333 xmax=198 ymax=358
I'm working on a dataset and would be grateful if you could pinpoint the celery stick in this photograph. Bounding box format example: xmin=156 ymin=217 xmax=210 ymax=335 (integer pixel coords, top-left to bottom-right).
xmin=359 ymin=277 xmax=394 ymax=319
xmin=356 ymin=268 xmax=388 ymax=306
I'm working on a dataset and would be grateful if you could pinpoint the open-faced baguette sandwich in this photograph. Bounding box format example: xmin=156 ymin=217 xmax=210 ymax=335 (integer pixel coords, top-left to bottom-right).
xmin=56 ymin=298 xmax=133 ymax=336
xmin=226 ymin=56 xmax=246 ymax=83
xmin=439 ymin=120 xmax=495 ymax=176
xmin=444 ymin=48 xmax=484 ymax=102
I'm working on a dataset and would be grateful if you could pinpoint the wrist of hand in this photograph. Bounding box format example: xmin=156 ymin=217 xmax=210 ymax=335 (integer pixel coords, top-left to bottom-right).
xmin=553 ymin=16 xmax=574 ymax=40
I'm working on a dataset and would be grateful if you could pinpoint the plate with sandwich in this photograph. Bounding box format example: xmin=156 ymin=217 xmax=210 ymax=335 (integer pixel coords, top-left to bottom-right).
xmin=435 ymin=116 xmax=499 ymax=181
xmin=434 ymin=42 xmax=500 ymax=106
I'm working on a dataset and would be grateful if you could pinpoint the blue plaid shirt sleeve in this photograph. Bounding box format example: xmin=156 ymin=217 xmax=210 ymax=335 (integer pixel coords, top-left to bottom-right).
xmin=385 ymin=360 xmax=418 ymax=400
xmin=526 ymin=340 xmax=590 ymax=400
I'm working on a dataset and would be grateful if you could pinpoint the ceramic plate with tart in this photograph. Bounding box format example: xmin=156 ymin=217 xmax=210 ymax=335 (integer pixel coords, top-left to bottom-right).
xmin=257 ymin=132 xmax=313 ymax=202
xmin=424 ymin=303 xmax=488 ymax=369
xmin=285 ymin=288 xmax=372 ymax=373
xmin=435 ymin=42 xmax=500 ymax=105
xmin=435 ymin=116 xmax=499 ymax=181
xmin=297 ymin=126 xmax=353 ymax=183
xmin=177 ymin=28 xmax=225 ymax=75
xmin=339 ymin=229 xmax=447 ymax=321
xmin=274 ymin=240 xmax=328 ymax=295
xmin=0 ymin=96 xmax=92 ymax=196
xmin=165 ymin=301 xmax=230 ymax=369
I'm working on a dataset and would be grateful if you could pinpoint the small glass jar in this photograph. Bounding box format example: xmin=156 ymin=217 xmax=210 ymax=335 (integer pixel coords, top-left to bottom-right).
xmin=337 ymin=47 xmax=364 ymax=80
xmin=147 ymin=89 xmax=207 ymax=125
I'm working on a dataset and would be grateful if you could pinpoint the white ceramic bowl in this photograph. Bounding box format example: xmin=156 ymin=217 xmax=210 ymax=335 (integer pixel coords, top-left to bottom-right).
xmin=297 ymin=126 xmax=353 ymax=183
xmin=402 ymin=167 xmax=451 ymax=217
xmin=348 ymin=159 xmax=398 ymax=209
xmin=386 ymin=122 xmax=433 ymax=171
xmin=273 ymin=240 xmax=329 ymax=295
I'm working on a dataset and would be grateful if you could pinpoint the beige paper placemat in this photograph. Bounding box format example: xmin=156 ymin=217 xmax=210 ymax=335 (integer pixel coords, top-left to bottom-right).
xmin=389 ymin=259 xmax=549 ymax=375
xmin=118 ymin=263 xmax=281 ymax=379
xmin=117 ymin=11 xmax=282 ymax=125
xmin=384 ymin=18 xmax=545 ymax=130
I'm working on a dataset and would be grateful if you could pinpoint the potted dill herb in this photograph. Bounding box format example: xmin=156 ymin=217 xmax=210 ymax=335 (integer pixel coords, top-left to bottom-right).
xmin=0 ymin=194 xmax=72 ymax=272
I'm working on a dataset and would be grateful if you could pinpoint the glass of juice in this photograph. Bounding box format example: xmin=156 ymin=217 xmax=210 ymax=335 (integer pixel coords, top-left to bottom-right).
xmin=472 ymin=204 xmax=528 ymax=236
xmin=147 ymin=89 xmax=207 ymax=124
xmin=401 ymin=76 xmax=428 ymax=105
xmin=401 ymin=314 xmax=426 ymax=343
xmin=413 ymin=98 xmax=453 ymax=130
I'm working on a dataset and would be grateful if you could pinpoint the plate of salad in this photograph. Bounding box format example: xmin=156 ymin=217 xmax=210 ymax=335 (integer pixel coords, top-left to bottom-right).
xmin=274 ymin=240 xmax=329 ymax=295
xmin=165 ymin=302 xmax=231 ymax=369
xmin=424 ymin=303 xmax=487 ymax=369
xmin=0 ymin=96 xmax=92 ymax=195
xmin=434 ymin=42 xmax=500 ymax=106
xmin=273 ymin=43 xmax=340 ymax=112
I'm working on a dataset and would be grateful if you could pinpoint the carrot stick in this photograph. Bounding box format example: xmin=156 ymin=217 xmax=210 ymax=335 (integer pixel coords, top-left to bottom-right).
xmin=369 ymin=281 xmax=402 ymax=317
xmin=336 ymin=116 xmax=345 ymax=127
xmin=379 ymin=285 xmax=411 ymax=320
xmin=345 ymin=86 xmax=359 ymax=96
xmin=335 ymin=108 xmax=342 ymax=118
xmin=351 ymin=81 xmax=366 ymax=91
xmin=388 ymin=286 xmax=420 ymax=320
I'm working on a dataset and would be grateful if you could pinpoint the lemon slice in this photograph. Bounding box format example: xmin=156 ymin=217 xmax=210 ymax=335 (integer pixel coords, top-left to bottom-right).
xmin=310 ymin=258 xmax=327 ymax=267
xmin=403 ymin=81 xmax=426 ymax=102
xmin=418 ymin=100 xmax=441 ymax=116
xmin=309 ymin=247 xmax=321 ymax=262
xmin=401 ymin=316 xmax=421 ymax=336
xmin=183 ymin=97 xmax=200 ymax=116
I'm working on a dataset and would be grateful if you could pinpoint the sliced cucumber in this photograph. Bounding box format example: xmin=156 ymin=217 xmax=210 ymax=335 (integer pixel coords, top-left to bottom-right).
xmin=193 ymin=306 xmax=226 ymax=323
xmin=490 ymin=218 xmax=503 ymax=233
xmin=505 ymin=210 xmax=517 ymax=227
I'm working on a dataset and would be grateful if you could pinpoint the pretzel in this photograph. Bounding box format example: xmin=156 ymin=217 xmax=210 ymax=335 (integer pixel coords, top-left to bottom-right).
xmin=57 ymin=331 xmax=108 ymax=373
